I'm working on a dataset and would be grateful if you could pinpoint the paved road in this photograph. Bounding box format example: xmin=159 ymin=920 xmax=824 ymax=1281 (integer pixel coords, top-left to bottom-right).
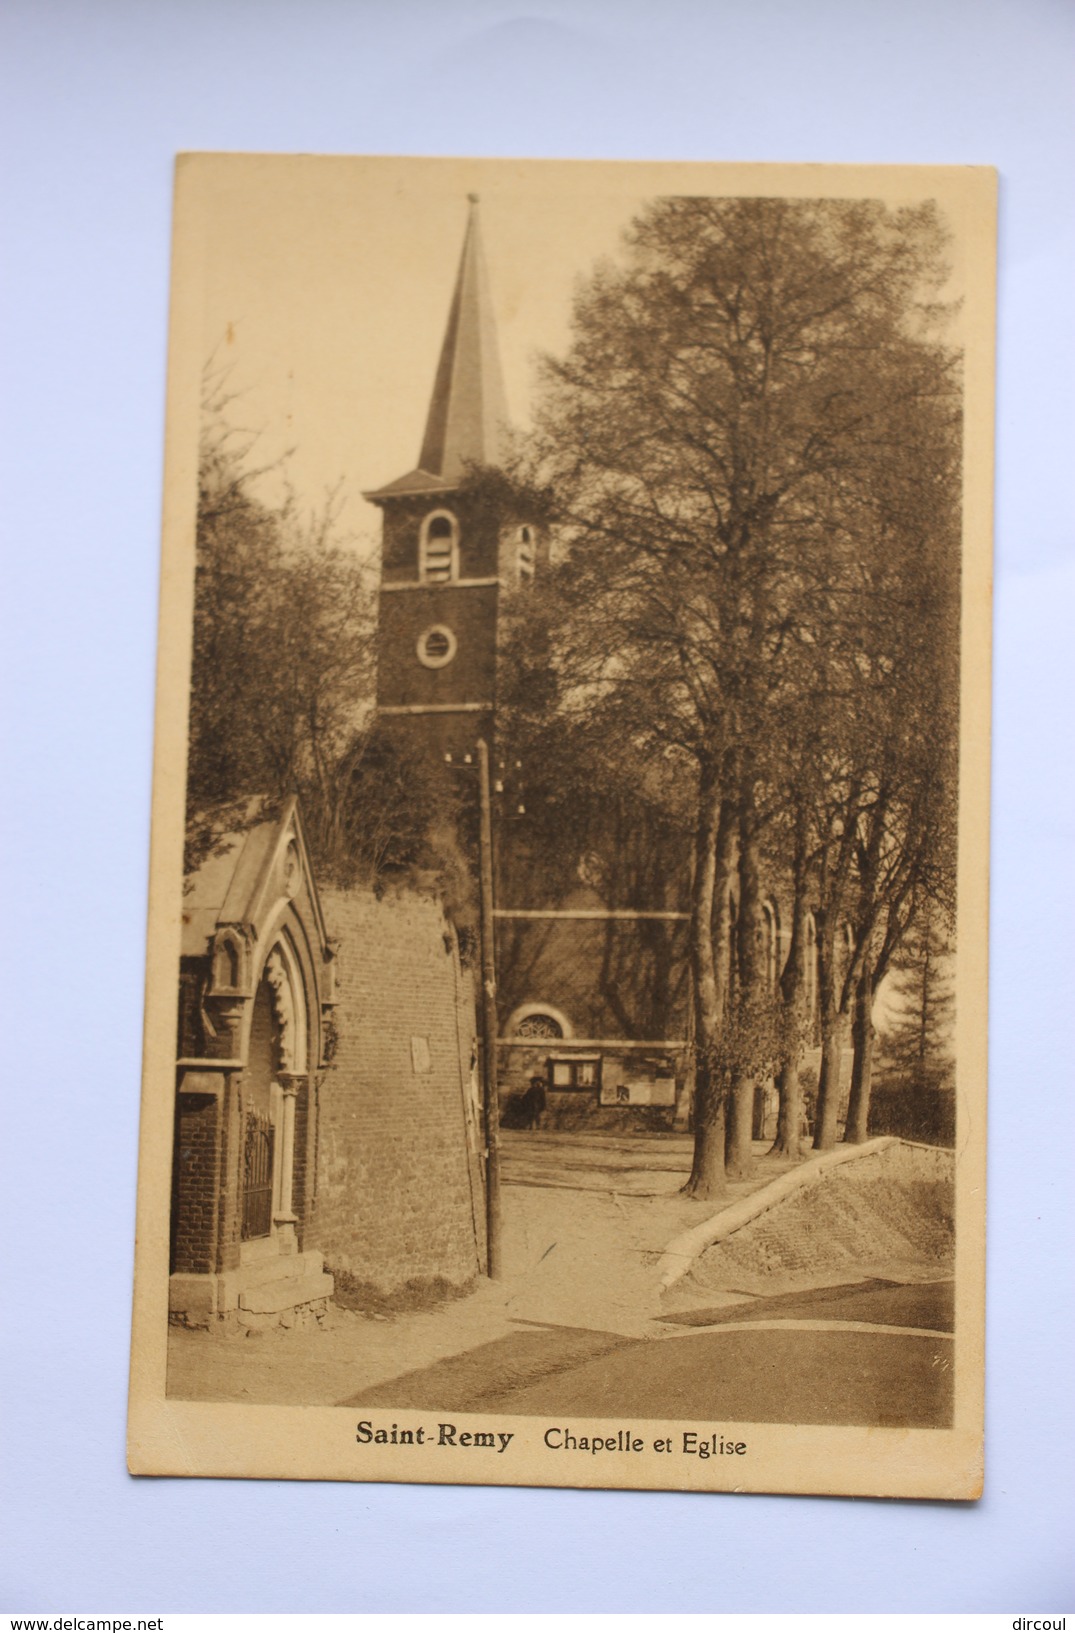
xmin=346 ymin=1277 xmax=955 ymax=1429
xmin=487 ymin=1326 xmax=952 ymax=1429
xmin=343 ymin=1132 xmax=955 ymax=1428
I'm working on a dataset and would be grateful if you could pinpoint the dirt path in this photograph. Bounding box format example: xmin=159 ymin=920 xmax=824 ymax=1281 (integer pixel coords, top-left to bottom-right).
xmin=167 ymin=1131 xmax=801 ymax=1406
xmin=493 ymin=1131 xmax=798 ymax=1334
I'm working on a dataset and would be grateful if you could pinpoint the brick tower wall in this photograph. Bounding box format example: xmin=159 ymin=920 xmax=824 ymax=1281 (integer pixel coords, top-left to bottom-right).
xmin=377 ymin=583 xmax=499 ymax=711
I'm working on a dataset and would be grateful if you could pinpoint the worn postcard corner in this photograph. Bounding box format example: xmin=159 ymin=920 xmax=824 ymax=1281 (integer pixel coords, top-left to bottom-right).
xmin=128 ymin=153 xmax=994 ymax=1499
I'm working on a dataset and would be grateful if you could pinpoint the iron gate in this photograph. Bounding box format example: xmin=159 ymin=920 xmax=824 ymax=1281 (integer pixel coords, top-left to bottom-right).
xmin=241 ymin=1110 xmax=275 ymax=1240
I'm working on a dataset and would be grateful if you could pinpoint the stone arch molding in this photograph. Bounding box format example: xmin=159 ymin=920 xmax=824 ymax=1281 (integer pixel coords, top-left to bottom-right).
xmin=259 ymin=934 xmax=308 ymax=1074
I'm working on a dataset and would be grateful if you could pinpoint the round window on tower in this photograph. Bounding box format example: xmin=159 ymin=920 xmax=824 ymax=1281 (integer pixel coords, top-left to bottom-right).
xmin=417 ymin=624 xmax=458 ymax=669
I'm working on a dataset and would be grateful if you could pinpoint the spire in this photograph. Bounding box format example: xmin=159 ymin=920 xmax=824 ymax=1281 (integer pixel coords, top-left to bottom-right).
xmin=417 ymin=195 xmax=510 ymax=483
xmin=364 ymin=196 xmax=512 ymax=503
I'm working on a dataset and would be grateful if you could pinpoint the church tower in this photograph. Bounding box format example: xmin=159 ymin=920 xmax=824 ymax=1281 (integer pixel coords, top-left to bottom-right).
xmin=366 ymin=195 xmax=544 ymax=766
xmin=366 ymin=196 xmax=691 ymax=1129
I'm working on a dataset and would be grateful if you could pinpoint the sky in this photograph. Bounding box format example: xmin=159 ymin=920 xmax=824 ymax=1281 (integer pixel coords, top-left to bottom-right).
xmin=186 ymin=154 xmax=974 ymax=567
xmin=193 ymin=156 xmax=657 ymax=559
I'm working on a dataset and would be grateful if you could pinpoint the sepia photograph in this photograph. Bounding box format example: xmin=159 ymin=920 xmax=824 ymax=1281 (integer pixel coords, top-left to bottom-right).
xmin=128 ymin=153 xmax=994 ymax=1499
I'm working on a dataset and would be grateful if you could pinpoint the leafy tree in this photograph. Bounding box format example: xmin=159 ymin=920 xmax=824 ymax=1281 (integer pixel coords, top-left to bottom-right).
xmin=506 ymin=196 xmax=960 ymax=1197
xmin=870 ymin=900 xmax=956 ymax=1142
xmin=807 ymin=416 xmax=960 ymax=1148
xmin=877 ymin=902 xmax=956 ymax=1083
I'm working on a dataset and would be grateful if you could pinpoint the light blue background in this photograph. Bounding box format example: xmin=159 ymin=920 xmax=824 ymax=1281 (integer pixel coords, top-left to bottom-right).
xmin=2 ymin=0 xmax=1072 ymax=1612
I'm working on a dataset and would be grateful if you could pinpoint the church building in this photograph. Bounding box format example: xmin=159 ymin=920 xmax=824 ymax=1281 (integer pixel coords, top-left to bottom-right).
xmin=365 ymin=198 xmax=701 ymax=1127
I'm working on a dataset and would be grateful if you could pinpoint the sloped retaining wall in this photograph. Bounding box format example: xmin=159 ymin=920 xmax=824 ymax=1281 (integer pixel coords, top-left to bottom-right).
xmin=658 ymin=1138 xmax=954 ymax=1292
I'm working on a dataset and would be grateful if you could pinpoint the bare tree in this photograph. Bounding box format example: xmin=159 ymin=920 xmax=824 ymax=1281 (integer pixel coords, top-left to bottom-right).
xmin=189 ymin=369 xmax=469 ymax=897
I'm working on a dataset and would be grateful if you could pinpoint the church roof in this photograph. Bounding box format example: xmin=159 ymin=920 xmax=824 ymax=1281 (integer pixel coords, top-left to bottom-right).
xmin=362 ymin=467 xmax=460 ymax=501
xmin=181 ymin=796 xmax=332 ymax=963
xmin=365 ymin=196 xmax=510 ymax=502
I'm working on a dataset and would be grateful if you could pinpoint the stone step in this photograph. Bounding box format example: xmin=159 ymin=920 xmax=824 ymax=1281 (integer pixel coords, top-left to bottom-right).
xmin=239 ymin=1269 xmax=334 ymax=1314
xmin=238 ymin=1248 xmax=323 ymax=1288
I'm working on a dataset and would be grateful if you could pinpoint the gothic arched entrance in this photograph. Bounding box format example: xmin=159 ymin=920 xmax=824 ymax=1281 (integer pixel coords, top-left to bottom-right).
xmin=171 ymin=799 xmax=336 ymax=1326
xmin=240 ymin=937 xmax=308 ymax=1261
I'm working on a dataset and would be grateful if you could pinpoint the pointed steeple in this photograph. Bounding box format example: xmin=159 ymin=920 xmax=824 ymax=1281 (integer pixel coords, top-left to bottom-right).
xmin=366 ymin=196 xmax=510 ymax=500
xmin=419 ymin=194 xmax=510 ymax=482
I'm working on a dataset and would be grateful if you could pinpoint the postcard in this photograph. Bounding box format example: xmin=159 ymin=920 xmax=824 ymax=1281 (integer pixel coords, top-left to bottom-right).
xmin=128 ymin=153 xmax=994 ymax=1498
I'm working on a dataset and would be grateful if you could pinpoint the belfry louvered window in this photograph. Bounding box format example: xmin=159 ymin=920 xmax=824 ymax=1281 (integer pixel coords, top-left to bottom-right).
xmin=518 ymin=525 xmax=535 ymax=581
xmin=420 ymin=511 xmax=458 ymax=582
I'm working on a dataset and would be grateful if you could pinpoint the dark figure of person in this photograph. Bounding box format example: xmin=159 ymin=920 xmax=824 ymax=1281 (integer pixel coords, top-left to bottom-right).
xmin=524 ymin=1075 xmax=547 ymax=1130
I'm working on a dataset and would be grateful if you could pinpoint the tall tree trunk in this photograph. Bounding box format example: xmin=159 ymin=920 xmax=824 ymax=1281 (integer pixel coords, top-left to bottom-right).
xmin=813 ymin=907 xmax=844 ymax=1151
xmin=814 ymin=1018 xmax=846 ymax=1150
xmin=673 ymin=1054 xmax=694 ymax=1133
xmin=770 ymin=870 xmax=810 ymax=1160
xmin=677 ymin=794 xmax=732 ymax=1138
xmin=685 ymin=771 xmax=729 ymax=1199
xmin=726 ymin=781 xmax=762 ymax=1180
xmin=712 ymin=807 xmax=737 ymax=1019
xmin=772 ymin=1058 xmax=804 ymax=1159
xmin=726 ymin=1075 xmax=755 ymax=1178
xmin=843 ymin=966 xmax=875 ymax=1144
xmin=688 ymin=1054 xmax=727 ymax=1199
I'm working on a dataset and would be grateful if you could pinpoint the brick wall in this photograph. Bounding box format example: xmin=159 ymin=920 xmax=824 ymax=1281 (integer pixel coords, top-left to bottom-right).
xmin=316 ymin=886 xmax=484 ymax=1291
xmin=171 ymin=1089 xmax=220 ymax=1274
